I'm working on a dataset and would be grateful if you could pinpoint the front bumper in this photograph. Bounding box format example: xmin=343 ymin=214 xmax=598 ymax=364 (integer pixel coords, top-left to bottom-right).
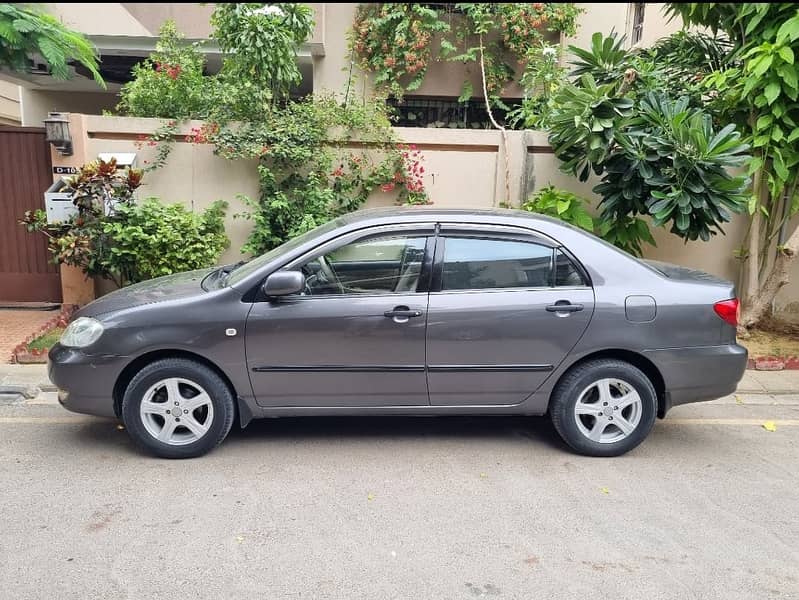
xmin=644 ymin=344 xmax=748 ymax=416
xmin=48 ymin=343 xmax=126 ymax=418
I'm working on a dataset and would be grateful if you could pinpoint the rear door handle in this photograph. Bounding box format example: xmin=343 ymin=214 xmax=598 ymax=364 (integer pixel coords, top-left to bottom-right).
xmin=546 ymin=302 xmax=584 ymax=313
xmin=384 ymin=306 xmax=423 ymax=323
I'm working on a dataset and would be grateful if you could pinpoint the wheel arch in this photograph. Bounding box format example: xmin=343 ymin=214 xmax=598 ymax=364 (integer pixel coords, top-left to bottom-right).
xmin=113 ymin=349 xmax=239 ymax=419
xmin=553 ymin=349 xmax=667 ymax=417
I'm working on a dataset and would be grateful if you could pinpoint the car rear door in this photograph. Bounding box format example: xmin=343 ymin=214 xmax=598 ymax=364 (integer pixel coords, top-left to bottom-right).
xmin=245 ymin=224 xmax=435 ymax=407
xmin=425 ymin=226 xmax=595 ymax=406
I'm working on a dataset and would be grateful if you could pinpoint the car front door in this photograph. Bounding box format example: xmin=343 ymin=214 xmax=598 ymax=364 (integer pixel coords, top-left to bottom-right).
xmin=425 ymin=228 xmax=595 ymax=406
xmin=245 ymin=225 xmax=435 ymax=407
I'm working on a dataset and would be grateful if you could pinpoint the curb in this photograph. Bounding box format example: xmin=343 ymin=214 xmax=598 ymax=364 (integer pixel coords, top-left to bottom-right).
xmin=747 ymin=357 xmax=799 ymax=371
xmin=0 ymin=384 xmax=41 ymax=405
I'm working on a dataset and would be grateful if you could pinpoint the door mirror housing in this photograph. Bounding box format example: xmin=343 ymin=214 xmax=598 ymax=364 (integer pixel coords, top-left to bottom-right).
xmin=263 ymin=271 xmax=305 ymax=297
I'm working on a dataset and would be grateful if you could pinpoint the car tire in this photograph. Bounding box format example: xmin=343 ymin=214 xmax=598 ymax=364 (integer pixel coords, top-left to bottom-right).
xmin=549 ymin=359 xmax=657 ymax=457
xmin=122 ymin=358 xmax=235 ymax=459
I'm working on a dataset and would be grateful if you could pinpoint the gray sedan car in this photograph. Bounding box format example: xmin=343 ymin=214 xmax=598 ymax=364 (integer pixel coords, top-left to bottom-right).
xmin=49 ymin=208 xmax=747 ymax=458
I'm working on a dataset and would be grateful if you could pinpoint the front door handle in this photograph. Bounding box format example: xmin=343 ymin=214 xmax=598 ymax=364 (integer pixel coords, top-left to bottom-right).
xmin=546 ymin=301 xmax=584 ymax=313
xmin=384 ymin=306 xmax=423 ymax=323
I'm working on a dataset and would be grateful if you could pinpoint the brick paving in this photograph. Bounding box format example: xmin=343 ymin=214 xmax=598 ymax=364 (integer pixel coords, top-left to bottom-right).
xmin=0 ymin=309 xmax=59 ymax=363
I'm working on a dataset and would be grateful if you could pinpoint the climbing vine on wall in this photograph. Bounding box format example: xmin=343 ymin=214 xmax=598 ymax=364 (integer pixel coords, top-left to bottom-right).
xmin=349 ymin=3 xmax=581 ymax=106
xmin=118 ymin=7 xmax=430 ymax=256
xmin=211 ymin=96 xmax=430 ymax=255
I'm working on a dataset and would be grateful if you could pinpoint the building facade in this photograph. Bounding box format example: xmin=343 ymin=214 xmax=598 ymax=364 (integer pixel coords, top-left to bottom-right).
xmin=0 ymin=3 xmax=679 ymax=127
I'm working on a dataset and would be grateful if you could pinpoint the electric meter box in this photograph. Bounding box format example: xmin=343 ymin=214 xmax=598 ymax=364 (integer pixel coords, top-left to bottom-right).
xmin=44 ymin=177 xmax=76 ymax=224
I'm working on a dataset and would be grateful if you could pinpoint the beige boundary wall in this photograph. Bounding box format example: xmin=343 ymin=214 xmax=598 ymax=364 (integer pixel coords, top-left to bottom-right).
xmin=51 ymin=113 xmax=799 ymax=321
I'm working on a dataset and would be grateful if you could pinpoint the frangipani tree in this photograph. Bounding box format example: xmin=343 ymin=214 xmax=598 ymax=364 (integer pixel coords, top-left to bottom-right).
xmin=667 ymin=3 xmax=799 ymax=330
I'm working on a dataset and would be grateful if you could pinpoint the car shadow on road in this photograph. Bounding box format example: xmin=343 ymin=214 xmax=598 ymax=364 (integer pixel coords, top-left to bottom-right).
xmin=59 ymin=415 xmax=571 ymax=458
xmin=228 ymin=414 xmax=568 ymax=449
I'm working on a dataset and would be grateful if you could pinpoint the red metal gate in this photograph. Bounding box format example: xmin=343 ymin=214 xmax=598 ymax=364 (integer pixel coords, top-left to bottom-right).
xmin=0 ymin=126 xmax=61 ymax=302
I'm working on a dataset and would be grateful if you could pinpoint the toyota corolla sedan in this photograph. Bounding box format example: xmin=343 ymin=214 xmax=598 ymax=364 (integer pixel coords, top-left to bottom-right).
xmin=49 ymin=208 xmax=747 ymax=458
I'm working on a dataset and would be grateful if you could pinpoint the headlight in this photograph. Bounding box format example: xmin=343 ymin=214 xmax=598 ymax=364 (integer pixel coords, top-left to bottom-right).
xmin=60 ymin=317 xmax=104 ymax=348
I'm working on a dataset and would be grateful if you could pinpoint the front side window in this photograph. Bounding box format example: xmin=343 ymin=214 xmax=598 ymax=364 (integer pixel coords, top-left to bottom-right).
xmin=299 ymin=235 xmax=427 ymax=296
xmin=442 ymin=237 xmax=553 ymax=290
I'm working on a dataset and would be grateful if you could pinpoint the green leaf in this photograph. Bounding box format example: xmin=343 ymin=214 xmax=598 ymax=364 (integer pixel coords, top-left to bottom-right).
xmin=556 ymin=199 xmax=570 ymax=214
xmin=764 ymin=81 xmax=781 ymax=105
xmin=756 ymin=114 xmax=773 ymax=130
xmin=751 ymin=54 xmax=773 ymax=78
xmin=576 ymin=212 xmax=594 ymax=231
xmin=753 ymin=134 xmax=770 ymax=147
xmin=773 ymin=151 xmax=789 ymax=181
xmin=777 ymin=14 xmax=799 ymax=44
xmin=457 ymin=80 xmax=473 ymax=103
xmin=439 ymin=38 xmax=457 ymax=57
xmin=778 ymin=46 xmax=795 ymax=64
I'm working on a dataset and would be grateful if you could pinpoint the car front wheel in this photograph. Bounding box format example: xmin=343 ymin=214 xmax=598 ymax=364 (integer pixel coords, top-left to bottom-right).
xmin=122 ymin=358 xmax=235 ymax=459
xmin=549 ymin=359 xmax=657 ymax=457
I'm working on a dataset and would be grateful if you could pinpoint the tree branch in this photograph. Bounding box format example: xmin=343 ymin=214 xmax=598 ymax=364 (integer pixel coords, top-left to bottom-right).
xmin=478 ymin=33 xmax=511 ymax=206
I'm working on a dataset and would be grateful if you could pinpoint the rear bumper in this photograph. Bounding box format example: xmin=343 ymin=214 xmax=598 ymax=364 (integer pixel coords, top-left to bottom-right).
xmin=643 ymin=344 xmax=748 ymax=416
xmin=48 ymin=344 xmax=125 ymax=418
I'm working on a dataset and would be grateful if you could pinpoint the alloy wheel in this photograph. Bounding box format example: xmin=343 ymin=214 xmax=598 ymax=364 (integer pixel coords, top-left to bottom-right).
xmin=573 ymin=378 xmax=643 ymax=444
xmin=139 ymin=377 xmax=214 ymax=446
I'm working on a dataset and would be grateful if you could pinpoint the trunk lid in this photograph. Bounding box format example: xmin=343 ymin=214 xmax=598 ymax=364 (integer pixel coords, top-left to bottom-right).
xmin=641 ymin=259 xmax=732 ymax=287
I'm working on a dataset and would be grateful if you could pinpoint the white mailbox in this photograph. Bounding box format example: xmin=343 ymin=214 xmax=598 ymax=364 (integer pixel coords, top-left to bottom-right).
xmin=44 ymin=177 xmax=77 ymax=224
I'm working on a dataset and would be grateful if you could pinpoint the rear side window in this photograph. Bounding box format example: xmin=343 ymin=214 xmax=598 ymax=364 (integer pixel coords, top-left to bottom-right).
xmin=442 ymin=237 xmax=552 ymax=290
xmin=554 ymin=249 xmax=587 ymax=287
xmin=440 ymin=238 xmax=588 ymax=291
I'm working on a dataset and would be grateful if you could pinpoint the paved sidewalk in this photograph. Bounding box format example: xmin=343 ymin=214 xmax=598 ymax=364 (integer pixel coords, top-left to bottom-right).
xmin=1 ymin=363 xmax=796 ymax=405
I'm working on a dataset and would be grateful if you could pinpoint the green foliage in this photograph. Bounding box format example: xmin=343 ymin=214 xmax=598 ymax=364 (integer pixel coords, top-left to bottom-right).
xmin=521 ymin=186 xmax=594 ymax=232
xmin=119 ymin=6 xmax=313 ymax=122
xmin=101 ymin=199 xmax=229 ymax=283
xmin=548 ymin=32 xmax=751 ymax=252
xmin=507 ymin=42 xmax=565 ymax=129
xmin=667 ymin=4 xmax=799 ymax=206
xmin=21 ymin=159 xmax=142 ymax=285
xmin=349 ymin=3 xmax=581 ymax=107
xmin=27 ymin=327 xmax=64 ymax=353
xmin=570 ymin=29 xmax=728 ymax=108
xmin=117 ymin=21 xmax=210 ymax=119
xmin=521 ymin=186 xmax=655 ymax=256
xmin=21 ymin=159 xmax=229 ymax=286
xmin=594 ymin=216 xmax=656 ymax=257
xmin=214 ymin=96 xmax=427 ymax=254
xmin=349 ymin=4 xmax=448 ymax=100
xmin=211 ymin=3 xmax=313 ymax=110
xmin=668 ymin=3 xmax=799 ymax=309
xmin=135 ymin=119 xmax=180 ymax=172
xmin=118 ymin=13 xmax=430 ymax=257
xmin=0 ymin=3 xmax=104 ymax=87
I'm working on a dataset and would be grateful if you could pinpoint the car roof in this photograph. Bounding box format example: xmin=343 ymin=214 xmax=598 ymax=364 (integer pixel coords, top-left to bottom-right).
xmin=336 ymin=206 xmax=566 ymax=228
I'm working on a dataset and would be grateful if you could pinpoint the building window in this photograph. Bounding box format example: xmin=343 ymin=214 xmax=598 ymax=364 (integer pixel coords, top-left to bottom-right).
xmin=386 ymin=96 xmax=523 ymax=129
xmin=631 ymin=3 xmax=645 ymax=45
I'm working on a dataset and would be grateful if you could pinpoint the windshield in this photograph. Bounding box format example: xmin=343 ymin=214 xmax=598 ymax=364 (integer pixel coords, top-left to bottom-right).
xmin=225 ymin=218 xmax=346 ymax=287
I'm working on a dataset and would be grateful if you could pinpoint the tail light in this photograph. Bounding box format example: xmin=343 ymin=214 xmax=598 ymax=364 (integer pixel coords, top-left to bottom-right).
xmin=714 ymin=298 xmax=739 ymax=327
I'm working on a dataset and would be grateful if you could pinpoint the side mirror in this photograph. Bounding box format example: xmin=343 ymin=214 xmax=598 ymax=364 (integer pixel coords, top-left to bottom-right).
xmin=262 ymin=271 xmax=305 ymax=298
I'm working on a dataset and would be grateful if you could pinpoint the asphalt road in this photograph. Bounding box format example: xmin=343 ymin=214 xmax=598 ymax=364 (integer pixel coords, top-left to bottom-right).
xmin=1 ymin=397 xmax=798 ymax=600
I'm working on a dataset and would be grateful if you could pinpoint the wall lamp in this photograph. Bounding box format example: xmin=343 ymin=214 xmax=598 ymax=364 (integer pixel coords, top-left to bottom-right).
xmin=43 ymin=112 xmax=73 ymax=156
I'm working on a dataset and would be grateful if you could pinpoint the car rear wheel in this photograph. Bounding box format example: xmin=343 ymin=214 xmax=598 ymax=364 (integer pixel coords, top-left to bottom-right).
xmin=549 ymin=359 xmax=657 ymax=457
xmin=122 ymin=358 xmax=235 ymax=459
